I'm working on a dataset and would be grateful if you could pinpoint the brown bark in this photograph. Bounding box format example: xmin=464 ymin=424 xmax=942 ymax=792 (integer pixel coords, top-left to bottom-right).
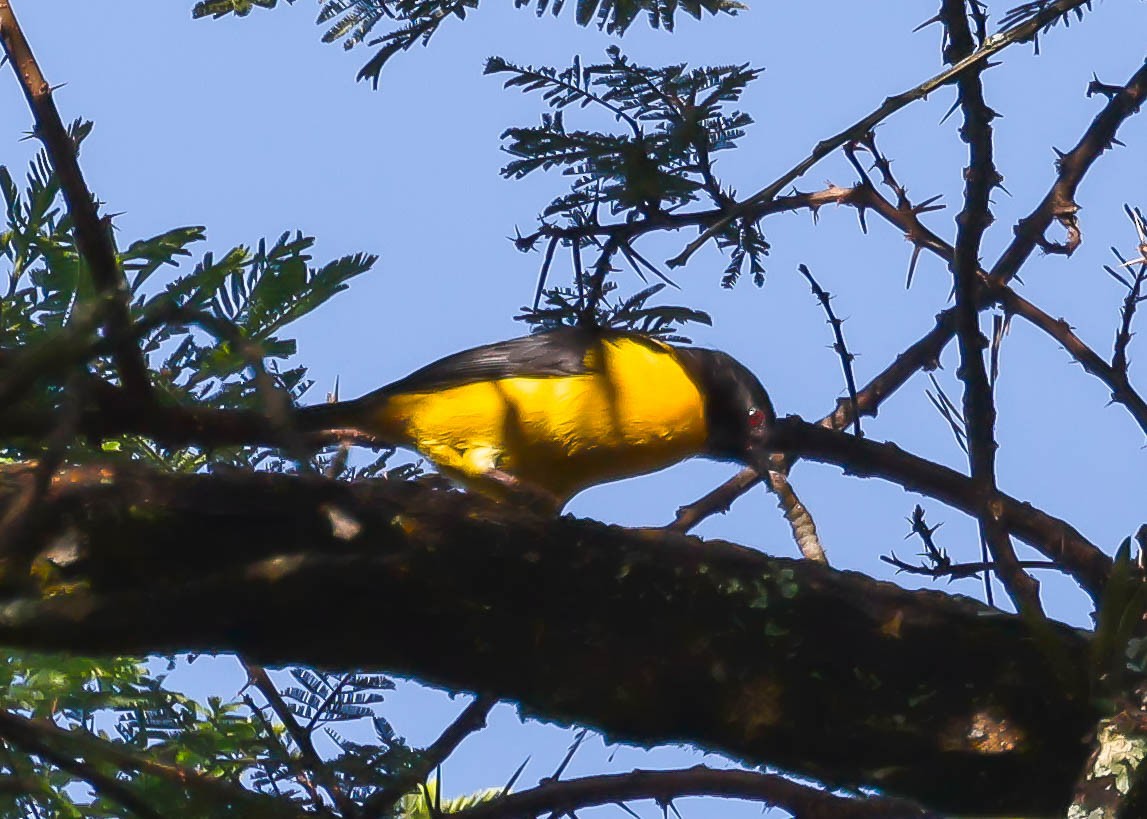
xmin=0 ymin=462 xmax=1096 ymax=815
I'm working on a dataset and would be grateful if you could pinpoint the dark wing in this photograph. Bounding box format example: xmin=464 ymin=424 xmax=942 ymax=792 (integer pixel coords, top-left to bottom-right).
xmin=376 ymin=326 xmax=606 ymax=397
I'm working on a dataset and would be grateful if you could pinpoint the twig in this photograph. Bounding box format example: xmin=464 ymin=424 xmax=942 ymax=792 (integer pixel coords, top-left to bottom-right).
xmin=797 ymin=263 xmax=862 ymax=437
xmin=518 ymin=185 xmax=862 ymax=250
xmin=666 ymin=0 xmax=1095 ymax=268
xmin=1110 ymin=205 xmax=1147 ymax=377
xmin=0 ymin=0 xmax=152 ymax=399
xmin=360 ymin=694 xmax=497 ymax=819
xmin=882 ymin=555 xmax=1059 ymax=579
xmin=445 ymin=765 xmax=937 ymax=819
xmin=925 ymin=372 xmax=969 ymax=454
xmin=243 ymin=662 xmax=352 ymax=815
xmin=997 ymin=287 xmax=1147 ymax=435
xmin=667 ymin=468 xmax=762 ymax=531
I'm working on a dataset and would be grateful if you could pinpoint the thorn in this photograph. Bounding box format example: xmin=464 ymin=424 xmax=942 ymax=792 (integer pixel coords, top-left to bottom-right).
xmin=503 ymin=756 xmax=531 ymax=795
xmin=939 ymin=97 xmax=960 ymax=126
xmin=912 ymin=13 xmax=942 ymax=32
xmin=906 ymin=245 xmax=923 ymax=289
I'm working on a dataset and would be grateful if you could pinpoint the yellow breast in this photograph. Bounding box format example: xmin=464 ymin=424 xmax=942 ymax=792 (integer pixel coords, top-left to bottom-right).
xmin=367 ymin=336 xmax=709 ymax=503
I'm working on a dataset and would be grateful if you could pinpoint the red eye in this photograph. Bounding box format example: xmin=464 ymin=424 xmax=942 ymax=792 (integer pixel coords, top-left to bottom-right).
xmin=748 ymin=408 xmax=766 ymax=429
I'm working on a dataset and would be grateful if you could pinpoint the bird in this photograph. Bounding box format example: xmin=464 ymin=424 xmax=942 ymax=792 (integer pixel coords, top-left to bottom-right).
xmin=298 ymin=326 xmax=775 ymax=512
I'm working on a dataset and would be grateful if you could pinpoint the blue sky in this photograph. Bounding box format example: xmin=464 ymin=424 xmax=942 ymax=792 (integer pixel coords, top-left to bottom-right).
xmin=4 ymin=0 xmax=1146 ymax=811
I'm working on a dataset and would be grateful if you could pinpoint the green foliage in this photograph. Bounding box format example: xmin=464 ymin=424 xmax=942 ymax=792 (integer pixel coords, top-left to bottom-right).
xmin=0 ymin=121 xmax=380 ymax=470
xmin=0 ymin=652 xmax=424 ymax=817
xmin=0 ymin=129 xmax=429 ymax=814
xmin=398 ymin=778 xmax=503 ymax=819
xmin=492 ymin=48 xmax=772 ymax=291
xmin=0 ymin=120 xmax=97 ymax=348
xmin=193 ymin=0 xmax=742 ymax=87
xmin=491 ymin=47 xmax=759 ymax=218
xmin=191 ymin=0 xmax=283 ymax=19
xmin=1092 ymin=537 xmax=1147 ymax=695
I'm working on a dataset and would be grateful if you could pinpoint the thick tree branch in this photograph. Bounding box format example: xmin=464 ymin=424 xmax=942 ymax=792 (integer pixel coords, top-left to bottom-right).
xmin=0 ymin=461 xmax=1097 ymax=815
xmin=0 ymin=0 xmax=151 ymax=399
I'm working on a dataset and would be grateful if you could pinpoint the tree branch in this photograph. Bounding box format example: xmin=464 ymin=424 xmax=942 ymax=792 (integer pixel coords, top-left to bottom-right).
xmin=0 ymin=461 xmax=1097 ymax=815
xmin=941 ymin=0 xmax=1040 ymax=614
xmin=0 ymin=0 xmax=151 ymax=399
xmin=0 ymin=710 xmax=162 ymax=819
xmin=766 ymin=417 xmax=1112 ymax=598
xmin=449 ymin=765 xmax=938 ymax=819
xmin=361 ymin=694 xmax=497 ymax=819
xmin=666 ymin=0 xmax=1096 ymax=268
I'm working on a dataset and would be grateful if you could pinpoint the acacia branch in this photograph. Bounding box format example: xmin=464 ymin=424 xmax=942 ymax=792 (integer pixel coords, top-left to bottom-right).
xmin=0 ymin=0 xmax=151 ymax=399
xmin=676 ymin=57 xmax=1147 ymax=532
xmin=448 ymin=766 xmax=938 ymax=819
xmin=991 ymin=57 xmax=1147 ymax=280
xmin=666 ymin=0 xmax=1096 ymax=268
xmin=942 ymin=0 xmax=1039 ymax=613
xmin=766 ymin=417 xmax=1112 ymax=597
xmin=0 ymin=461 xmax=1097 ymax=815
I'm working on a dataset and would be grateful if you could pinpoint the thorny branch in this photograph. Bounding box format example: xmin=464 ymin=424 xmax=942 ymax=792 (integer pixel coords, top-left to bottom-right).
xmin=941 ymin=0 xmax=1040 ymax=615
xmin=1109 ymin=205 xmax=1147 ymax=383
xmin=666 ymin=0 xmax=1097 ymax=268
xmin=673 ymin=58 xmax=1147 ymax=539
xmin=882 ymin=504 xmax=1056 ymax=580
xmin=797 ymin=263 xmax=862 ymax=437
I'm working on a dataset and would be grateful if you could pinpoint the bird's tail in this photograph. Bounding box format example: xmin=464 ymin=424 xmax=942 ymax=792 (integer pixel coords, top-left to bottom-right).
xmin=296 ymin=387 xmax=407 ymax=450
xmin=295 ymin=398 xmax=355 ymax=433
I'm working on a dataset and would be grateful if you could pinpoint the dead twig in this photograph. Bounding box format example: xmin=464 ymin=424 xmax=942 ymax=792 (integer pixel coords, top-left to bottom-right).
xmin=797 ymin=263 xmax=862 ymax=438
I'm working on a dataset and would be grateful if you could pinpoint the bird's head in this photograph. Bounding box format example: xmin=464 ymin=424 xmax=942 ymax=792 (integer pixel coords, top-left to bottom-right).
xmin=677 ymin=347 xmax=775 ymax=470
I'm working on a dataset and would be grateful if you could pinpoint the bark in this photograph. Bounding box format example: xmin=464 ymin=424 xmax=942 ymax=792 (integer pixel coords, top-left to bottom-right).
xmin=0 ymin=462 xmax=1096 ymax=815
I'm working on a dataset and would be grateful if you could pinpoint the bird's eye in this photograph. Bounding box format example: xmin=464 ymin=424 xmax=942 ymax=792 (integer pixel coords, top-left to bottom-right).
xmin=747 ymin=407 xmax=766 ymax=429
